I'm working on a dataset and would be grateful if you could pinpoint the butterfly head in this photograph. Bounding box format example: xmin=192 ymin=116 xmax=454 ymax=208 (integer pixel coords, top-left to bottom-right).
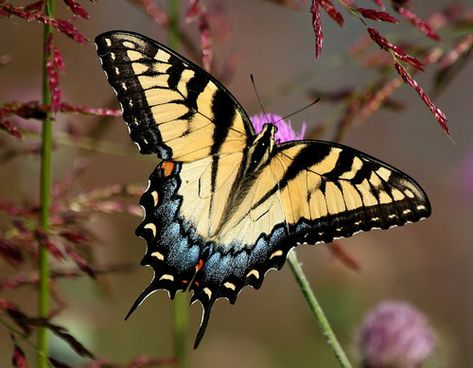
xmin=247 ymin=123 xmax=277 ymax=173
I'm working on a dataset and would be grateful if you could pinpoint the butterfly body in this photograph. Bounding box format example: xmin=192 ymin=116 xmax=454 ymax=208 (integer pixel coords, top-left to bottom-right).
xmin=95 ymin=31 xmax=431 ymax=348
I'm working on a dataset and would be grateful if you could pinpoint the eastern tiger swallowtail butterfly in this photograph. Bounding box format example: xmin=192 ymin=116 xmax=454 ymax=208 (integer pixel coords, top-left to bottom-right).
xmin=95 ymin=30 xmax=431 ymax=348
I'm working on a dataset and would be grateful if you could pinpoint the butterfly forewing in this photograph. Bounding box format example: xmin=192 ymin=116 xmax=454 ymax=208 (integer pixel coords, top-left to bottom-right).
xmin=95 ymin=31 xmax=253 ymax=161
xmin=266 ymin=141 xmax=431 ymax=245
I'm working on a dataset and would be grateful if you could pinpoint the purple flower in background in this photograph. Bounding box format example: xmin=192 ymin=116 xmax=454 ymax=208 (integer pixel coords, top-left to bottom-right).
xmin=250 ymin=113 xmax=307 ymax=143
xmin=358 ymin=301 xmax=435 ymax=368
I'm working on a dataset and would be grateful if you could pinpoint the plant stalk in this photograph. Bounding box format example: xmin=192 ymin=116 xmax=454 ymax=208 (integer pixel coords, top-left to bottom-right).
xmin=38 ymin=0 xmax=55 ymax=367
xmin=168 ymin=1 xmax=188 ymax=367
xmin=287 ymin=251 xmax=353 ymax=368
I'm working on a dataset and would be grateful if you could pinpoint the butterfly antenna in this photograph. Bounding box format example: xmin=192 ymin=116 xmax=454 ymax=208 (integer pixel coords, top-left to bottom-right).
xmin=250 ymin=74 xmax=271 ymax=124
xmin=274 ymin=98 xmax=321 ymax=125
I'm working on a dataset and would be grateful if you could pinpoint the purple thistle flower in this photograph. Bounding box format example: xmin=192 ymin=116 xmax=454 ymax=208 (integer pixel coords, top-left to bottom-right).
xmin=358 ymin=301 xmax=436 ymax=368
xmin=250 ymin=113 xmax=307 ymax=143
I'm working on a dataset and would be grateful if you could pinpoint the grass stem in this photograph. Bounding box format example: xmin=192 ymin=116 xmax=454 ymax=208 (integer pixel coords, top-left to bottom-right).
xmin=38 ymin=1 xmax=55 ymax=367
xmin=287 ymin=251 xmax=353 ymax=368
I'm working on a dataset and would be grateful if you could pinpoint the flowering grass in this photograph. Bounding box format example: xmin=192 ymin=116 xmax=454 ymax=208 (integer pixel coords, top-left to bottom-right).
xmin=309 ymin=0 xmax=457 ymax=136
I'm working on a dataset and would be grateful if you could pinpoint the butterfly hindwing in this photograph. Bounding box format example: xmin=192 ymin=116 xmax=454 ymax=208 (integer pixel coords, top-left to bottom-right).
xmin=95 ymin=31 xmax=254 ymax=161
xmin=132 ymin=159 xmax=280 ymax=348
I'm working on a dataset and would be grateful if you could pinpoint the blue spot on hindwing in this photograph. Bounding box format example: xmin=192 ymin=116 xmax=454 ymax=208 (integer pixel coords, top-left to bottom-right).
xmin=250 ymin=236 xmax=270 ymax=264
xmin=230 ymin=252 xmax=249 ymax=278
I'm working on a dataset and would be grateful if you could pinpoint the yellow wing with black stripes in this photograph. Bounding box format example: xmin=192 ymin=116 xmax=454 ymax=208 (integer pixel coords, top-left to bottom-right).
xmin=265 ymin=140 xmax=430 ymax=242
xmin=95 ymin=30 xmax=253 ymax=161
xmin=95 ymin=30 xmax=431 ymax=349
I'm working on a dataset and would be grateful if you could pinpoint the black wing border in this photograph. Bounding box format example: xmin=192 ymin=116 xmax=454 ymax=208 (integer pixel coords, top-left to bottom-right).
xmin=95 ymin=30 xmax=256 ymax=139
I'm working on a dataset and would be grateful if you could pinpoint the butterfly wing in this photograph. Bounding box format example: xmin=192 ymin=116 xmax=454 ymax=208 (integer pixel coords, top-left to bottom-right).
xmin=95 ymin=31 xmax=254 ymax=161
xmin=95 ymin=31 xmax=431 ymax=349
xmin=95 ymin=30 xmax=259 ymax=348
xmin=191 ymin=140 xmax=432 ymax=330
xmin=130 ymin=138 xmax=430 ymax=348
xmin=193 ymin=139 xmax=431 ymax=296
xmin=130 ymin=156 xmax=251 ymax=348
xmin=245 ymin=139 xmax=431 ymax=257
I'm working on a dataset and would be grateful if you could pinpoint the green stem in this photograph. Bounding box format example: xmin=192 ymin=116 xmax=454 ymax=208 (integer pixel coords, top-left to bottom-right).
xmin=287 ymin=251 xmax=353 ymax=368
xmin=173 ymin=292 xmax=188 ymax=367
xmin=38 ymin=0 xmax=55 ymax=367
xmin=168 ymin=1 xmax=187 ymax=367
xmin=168 ymin=0 xmax=179 ymax=49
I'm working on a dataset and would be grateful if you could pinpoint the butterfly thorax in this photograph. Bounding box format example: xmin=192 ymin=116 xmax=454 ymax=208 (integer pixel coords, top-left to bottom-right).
xmin=245 ymin=123 xmax=277 ymax=174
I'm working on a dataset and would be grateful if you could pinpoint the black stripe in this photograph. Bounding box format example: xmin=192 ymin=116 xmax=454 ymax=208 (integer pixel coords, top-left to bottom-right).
xmin=351 ymin=161 xmax=373 ymax=185
xmin=324 ymin=150 xmax=355 ymax=181
xmin=209 ymin=88 xmax=236 ymax=193
xmin=251 ymin=144 xmax=332 ymax=211
xmin=167 ymin=55 xmax=185 ymax=90
xmin=186 ymin=73 xmax=209 ymax=111
xmin=280 ymin=144 xmax=332 ymax=188
xmin=142 ymin=41 xmax=160 ymax=59
xmin=210 ymin=89 xmax=235 ymax=155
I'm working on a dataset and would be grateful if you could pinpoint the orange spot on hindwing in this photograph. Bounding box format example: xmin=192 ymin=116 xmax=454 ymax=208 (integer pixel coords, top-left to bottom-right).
xmin=161 ymin=160 xmax=175 ymax=177
xmin=196 ymin=259 xmax=204 ymax=271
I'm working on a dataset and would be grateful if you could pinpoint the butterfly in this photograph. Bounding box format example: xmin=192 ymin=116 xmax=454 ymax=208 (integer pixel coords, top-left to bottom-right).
xmin=95 ymin=30 xmax=431 ymax=348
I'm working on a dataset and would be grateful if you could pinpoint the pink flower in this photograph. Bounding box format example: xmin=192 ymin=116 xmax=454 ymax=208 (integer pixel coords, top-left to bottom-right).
xmin=250 ymin=113 xmax=306 ymax=143
xmin=358 ymin=301 xmax=435 ymax=368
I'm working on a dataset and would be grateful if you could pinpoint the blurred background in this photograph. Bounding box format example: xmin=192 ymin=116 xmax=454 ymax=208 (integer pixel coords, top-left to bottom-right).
xmin=0 ymin=0 xmax=472 ymax=367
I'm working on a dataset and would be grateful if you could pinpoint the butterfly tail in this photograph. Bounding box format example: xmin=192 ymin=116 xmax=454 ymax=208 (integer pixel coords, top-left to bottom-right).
xmin=125 ymin=279 xmax=157 ymax=320
xmin=193 ymin=301 xmax=213 ymax=349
